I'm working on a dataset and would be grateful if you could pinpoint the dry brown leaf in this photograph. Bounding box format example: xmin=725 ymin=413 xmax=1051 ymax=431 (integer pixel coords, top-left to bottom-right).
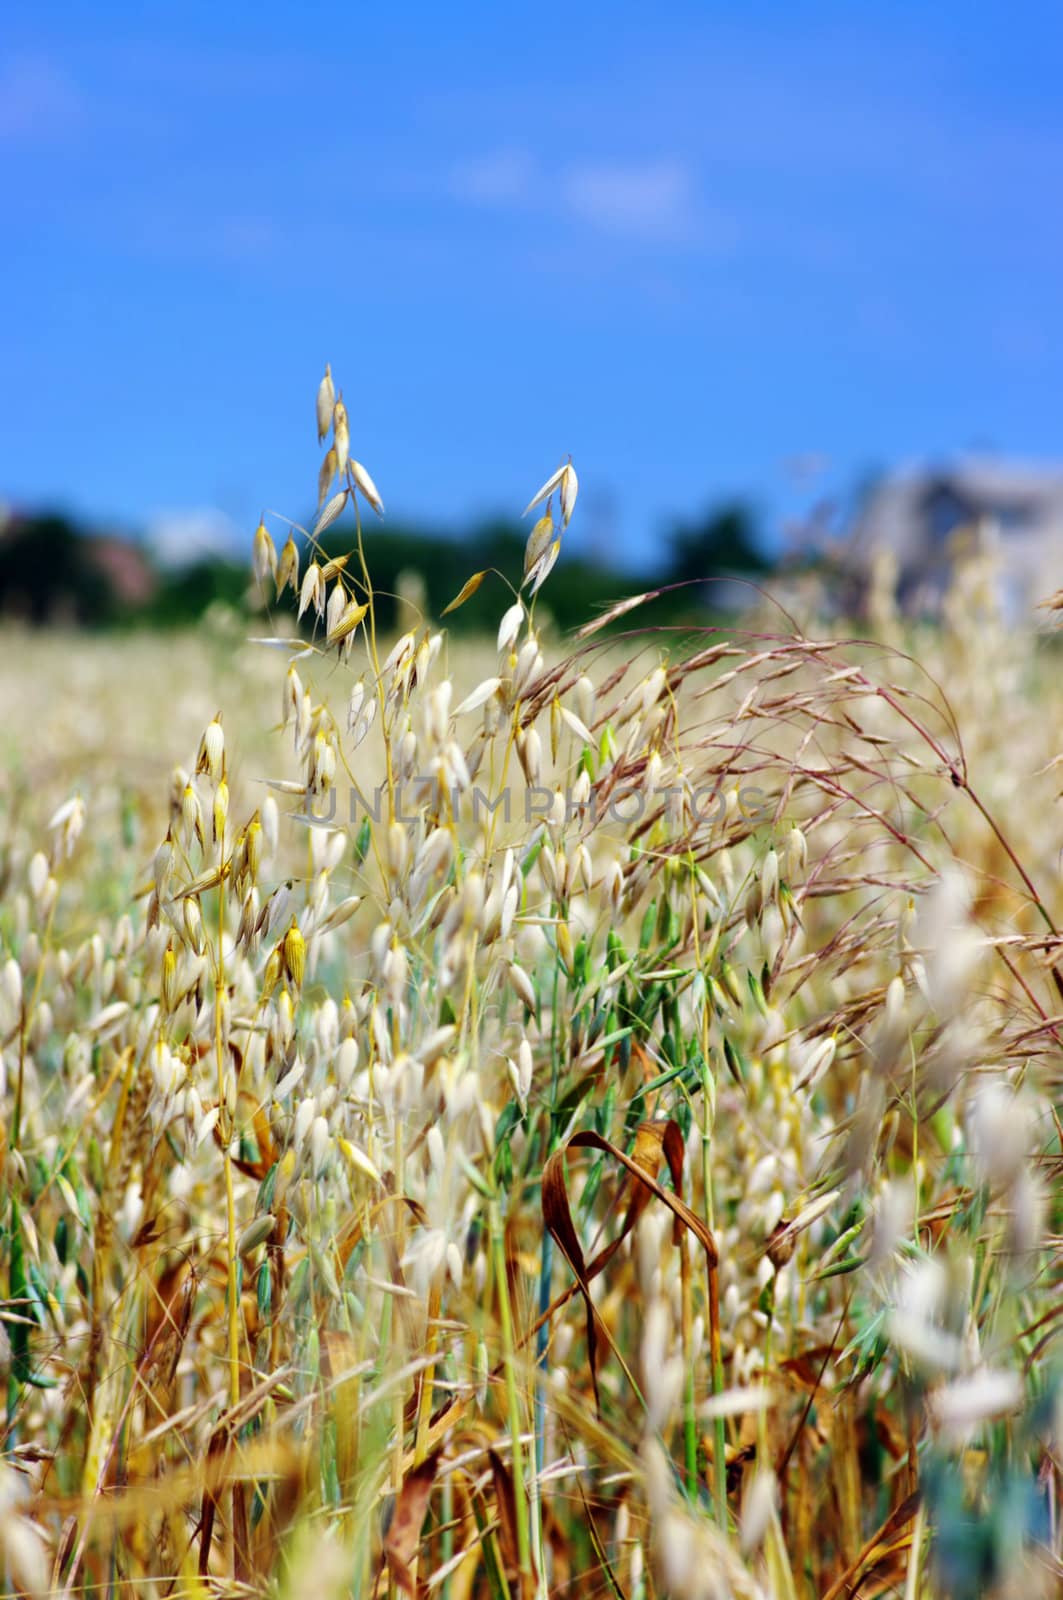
xmin=819 ymin=1492 xmax=919 ymax=1600
xmin=385 ymin=1451 xmax=441 ymax=1595
xmin=487 ymin=1448 xmax=537 ymax=1598
xmin=541 ymin=1121 xmax=717 ymax=1415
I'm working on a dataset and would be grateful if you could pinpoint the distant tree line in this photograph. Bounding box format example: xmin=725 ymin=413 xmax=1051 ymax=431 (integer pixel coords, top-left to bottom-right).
xmin=0 ymin=502 xmax=770 ymax=631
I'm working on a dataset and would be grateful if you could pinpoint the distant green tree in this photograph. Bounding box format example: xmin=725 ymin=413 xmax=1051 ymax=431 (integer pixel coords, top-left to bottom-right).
xmin=666 ymin=502 xmax=767 ymax=589
xmin=318 ymin=518 xmax=630 ymax=636
xmin=148 ymin=558 xmax=249 ymax=625
xmin=0 ymin=513 xmax=116 ymax=624
xmin=0 ymin=498 xmax=775 ymax=635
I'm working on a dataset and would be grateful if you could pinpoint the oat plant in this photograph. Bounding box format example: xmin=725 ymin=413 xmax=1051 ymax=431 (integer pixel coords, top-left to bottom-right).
xmin=1 ymin=368 xmax=1061 ymax=1599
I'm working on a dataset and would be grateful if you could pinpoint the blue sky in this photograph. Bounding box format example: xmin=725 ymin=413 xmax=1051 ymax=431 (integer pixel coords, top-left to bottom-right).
xmin=4 ymin=2 xmax=1063 ymax=569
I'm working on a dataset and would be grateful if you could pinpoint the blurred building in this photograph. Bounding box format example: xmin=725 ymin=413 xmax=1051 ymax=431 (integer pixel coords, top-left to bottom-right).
xmin=847 ymin=459 xmax=1063 ymax=618
xmin=87 ymin=534 xmax=158 ymax=606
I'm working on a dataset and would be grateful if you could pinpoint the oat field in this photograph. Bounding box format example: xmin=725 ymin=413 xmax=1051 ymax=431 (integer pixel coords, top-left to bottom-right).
xmin=2 ymin=370 xmax=1062 ymax=1600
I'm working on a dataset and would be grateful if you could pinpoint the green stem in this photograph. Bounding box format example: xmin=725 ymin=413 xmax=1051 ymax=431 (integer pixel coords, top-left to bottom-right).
xmin=491 ymin=1198 xmax=532 ymax=1580
xmin=700 ymin=1053 xmax=727 ymax=1529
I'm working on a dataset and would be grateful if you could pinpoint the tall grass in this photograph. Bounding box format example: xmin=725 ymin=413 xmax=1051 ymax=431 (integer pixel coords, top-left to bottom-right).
xmin=1 ymin=371 xmax=1061 ymax=1598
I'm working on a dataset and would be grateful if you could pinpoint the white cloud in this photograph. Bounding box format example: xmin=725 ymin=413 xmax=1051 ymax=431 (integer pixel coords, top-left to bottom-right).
xmin=449 ymin=149 xmax=718 ymax=247
xmin=147 ymin=507 xmax=242 ymax=569
xmin=560 ymin=159 xmax=697 ymax=240
xmin=0 ymin=53 xmax=83 ymax=141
